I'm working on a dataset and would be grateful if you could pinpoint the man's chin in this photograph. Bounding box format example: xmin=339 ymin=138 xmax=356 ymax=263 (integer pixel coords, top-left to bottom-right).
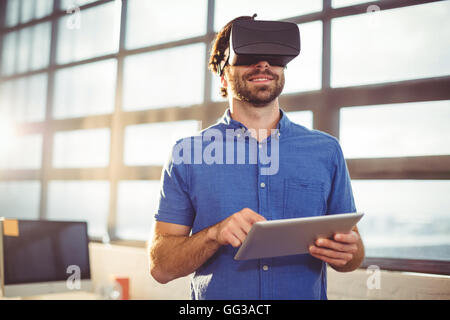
xmin=246 ymin=90 xmax=280 ymax=106
xmin=248 ymin=97 xmax=277 ymax=106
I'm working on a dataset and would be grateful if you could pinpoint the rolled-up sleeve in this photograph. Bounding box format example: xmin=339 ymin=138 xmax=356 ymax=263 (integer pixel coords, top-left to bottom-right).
xmin=326 ymin=140 xmax=356 ymax=215
xmin=154 ymin=141 xmax=195 ymax=227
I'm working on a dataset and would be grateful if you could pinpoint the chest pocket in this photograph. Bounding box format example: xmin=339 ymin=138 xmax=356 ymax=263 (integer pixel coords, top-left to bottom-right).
xmin=283 ymin=178 xmax=325 ymax=219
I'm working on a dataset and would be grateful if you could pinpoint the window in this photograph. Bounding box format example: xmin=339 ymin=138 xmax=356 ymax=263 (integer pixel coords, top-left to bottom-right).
xmin=4 ymin=0 xmax=20 ymax=27
xmin=53 ymin=129 xmax=111 ymax=168
xmin=4 ymin=0 xmax=53 ymax=27
xmin=0 ymin=73 xmax=48 ymax=123
xmin=340 ymin=100 xmax=450 ymax=159
xmin=283 ymin=21 xmax=322 ymax=94
xmin=126 ymin=0 xmax=207 ymax=49
xmin=21 ymin=0 xmax=53 ymax=24
xmin=352 ymin=180 xmax=450 ymax=261
xmin=123 ymin=44 xmax=206 ymax=111
xmin=1 ymin=22 xmax=51 ymax=75
xmin=53 ymin=59 xmax=117 ymax=119
xmin=0 ymin=181 xmax=41 ymax=220
xmin=1 ymin=31 xmax=17 ymax=75
xmin=332 ymin=0 xmax=377 ymax=8
xmin=331 ymin=1 xmax=450 ymax=87
xmin=60 ymin=0 xmax=100 ymax=10
xmin=214 ymin=0 xmax=322 ymax=31
xmin=47 ymin=181 xmax=110 ymax=238
xmin=124 ymin=120 xmax=200 ymax=166
xmin=116 ymin=180 xmax=161 ymax=240
xmin=286 ymin=111 xmax=313 ymax=130
xmin=0 ymin=134 xmax=43 ymax=170
xmin=57 ymin=1 xmax=120 ymax=64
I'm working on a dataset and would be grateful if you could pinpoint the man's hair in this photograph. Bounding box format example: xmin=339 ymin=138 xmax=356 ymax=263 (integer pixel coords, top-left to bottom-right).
xmin=208 ymin=15 xmax=255 ymax=98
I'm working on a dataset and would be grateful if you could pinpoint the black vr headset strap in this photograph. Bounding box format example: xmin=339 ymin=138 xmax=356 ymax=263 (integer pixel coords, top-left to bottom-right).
xmin=218 ymin=47 xmax=230 ymax=77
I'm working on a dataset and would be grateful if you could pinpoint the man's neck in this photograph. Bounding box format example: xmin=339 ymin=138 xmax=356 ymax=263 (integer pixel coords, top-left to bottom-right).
xmin=228 ymin=98 xmax=281 ymax=142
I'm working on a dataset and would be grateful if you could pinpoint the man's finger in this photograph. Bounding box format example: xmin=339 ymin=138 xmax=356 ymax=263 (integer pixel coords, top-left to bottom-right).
xmin=231 ymin=221 xmax=248 ymax=243
xmin=315 ymin=238 xmax=357 ymax=253
xmin=224 ymin=229 xmax=242 ymax=247
xmin=235 ymin=214 xmax=254 ymax=234
xmin=333 ymin=231 xmax=359 ymax=244
xmin=309 ymin=250 xmax=348 ymax=267
xmin=309 ymin=245 xmax=353 ymax=261
xmin=241 ymin=208 xmax=267 ymax=223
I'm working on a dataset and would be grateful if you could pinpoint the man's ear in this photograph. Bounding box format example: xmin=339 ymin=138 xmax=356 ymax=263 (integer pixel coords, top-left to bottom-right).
xmin=220 ymin=74 xmax=228 ymax=88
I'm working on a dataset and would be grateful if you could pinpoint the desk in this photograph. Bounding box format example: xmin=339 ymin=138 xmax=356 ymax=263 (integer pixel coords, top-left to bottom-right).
xmin=1 ymin=291 xmax=102 ymax=300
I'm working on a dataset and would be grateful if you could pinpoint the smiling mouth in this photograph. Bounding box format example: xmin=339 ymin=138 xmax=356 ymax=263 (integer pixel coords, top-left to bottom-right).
xmin=247 ymin=76 xmax=274 ymax=83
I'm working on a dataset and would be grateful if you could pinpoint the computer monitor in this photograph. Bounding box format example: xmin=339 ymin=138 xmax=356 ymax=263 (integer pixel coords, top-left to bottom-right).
xmin=0 ymin=218 xmax=92 ymax=297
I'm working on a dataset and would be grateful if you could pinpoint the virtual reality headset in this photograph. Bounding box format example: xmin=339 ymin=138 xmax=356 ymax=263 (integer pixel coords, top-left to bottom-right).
xmin=218 ymin=19 xmax=301 ymax=76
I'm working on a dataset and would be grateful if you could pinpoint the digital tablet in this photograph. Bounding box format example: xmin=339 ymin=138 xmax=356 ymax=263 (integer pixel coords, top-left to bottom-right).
xmin=234 ymin=212 xmax=364 ymax=260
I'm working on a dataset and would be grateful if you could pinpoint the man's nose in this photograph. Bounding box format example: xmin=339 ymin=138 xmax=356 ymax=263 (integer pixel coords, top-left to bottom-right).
xmin=253 ymin=60 xmax=270 ymax=70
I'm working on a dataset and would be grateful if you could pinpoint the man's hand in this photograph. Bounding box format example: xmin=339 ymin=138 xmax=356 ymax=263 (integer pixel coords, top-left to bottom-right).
xmin=308 ymin=227 xmax=363 ymax=271
xmin=208 ymin=208 xmax=266 ymax=247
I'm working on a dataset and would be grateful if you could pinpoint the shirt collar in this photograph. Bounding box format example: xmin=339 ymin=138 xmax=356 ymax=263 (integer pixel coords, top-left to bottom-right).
xmin=220 ymin=107 xmax=291 ymax=134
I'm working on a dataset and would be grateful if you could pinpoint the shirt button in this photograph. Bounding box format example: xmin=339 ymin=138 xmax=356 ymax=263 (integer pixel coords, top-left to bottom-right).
xmin=262 ymin=265 xmax=269 ymax=271
xmin=260 ymin=182 xmax=266 ymax=188
xmin=258 ymin=144 xmax=262 ymax=149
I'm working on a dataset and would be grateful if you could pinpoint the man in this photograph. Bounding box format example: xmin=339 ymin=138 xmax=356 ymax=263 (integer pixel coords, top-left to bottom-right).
xmin=149 ymin=16 xmax=364 ymax=300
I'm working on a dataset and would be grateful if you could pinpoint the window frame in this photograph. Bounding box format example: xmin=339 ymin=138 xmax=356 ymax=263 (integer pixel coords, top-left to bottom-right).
xmin=0 ymin=0 xmax=449 ymax=275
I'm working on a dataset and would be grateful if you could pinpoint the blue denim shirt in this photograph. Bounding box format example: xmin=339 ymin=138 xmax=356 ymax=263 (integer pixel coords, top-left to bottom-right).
xmin=155 ymin=108 xmax=356 ymax=300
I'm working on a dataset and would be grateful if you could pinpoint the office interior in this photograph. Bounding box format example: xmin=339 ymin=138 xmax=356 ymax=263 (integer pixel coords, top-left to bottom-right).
xmin=0 ymin=0 xmax=449 ymax=300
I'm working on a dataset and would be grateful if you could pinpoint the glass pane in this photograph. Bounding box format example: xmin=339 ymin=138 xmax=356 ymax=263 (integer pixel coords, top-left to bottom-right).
xmin=340 ymin=100 xmax=450 ymax=158
xmin=124 ymin=120 xmax=200 ymax=166
xmin=5 ymin=0 xmax=20 ymax=27
xmin=332 ymin=0 xmax=378 ymax=8
xmin=35 ymin=0 xmax=54 ymax=20
xmin=0 ymin=134 xmax=42 ymax=169
xmin=0 ymin=73 xmax=48 ymax=123
xmin=126 ymin=0 xmax=207 ymax=49
xmin=11 ymin=0 xmax=53 ymax=23
xmin=47 ymin=181 xmax=109 ymax=238
xmin=3 ymin=22 xmax=51 ymax=75
xmin=21 ymin=0 xmax=35 ymax=24
xmin=0 ymin=181 xmax=41 ymax=220
xmin=214 ymin=0 xmax=323 ymax=31
xmin=61 ymin=0 xmax=99 ymax=10
xmin=286 ymin=110 xmax=313 ymax=129
xmin=53 ymin=59 xmax=116 ymax=119
xmin=116 ymin=180 xmax=160 ymax=240
xmin=331 ymin=1 xmax=450 ymax=87
xmin=123 ymin=43 xmax=205 ymax=111
xmin=53 ymin=128 xmax=110 ymax=168
xmin=57 ymin=1 xmax=120 ymax=64
xmin=16 ymin=26 xmax=32 ymax=74
xmin=283 ymin=21 xmax=322 ymax=94
xmin=30 ymin=22 xmax=52 ymax=71
xmin=19 ymin=22 xmax=51 ymax=73
xmin=1 ymin=31 xmax=18 ymax=76
xmin=352 ymin=180 xmax=450 ymax=261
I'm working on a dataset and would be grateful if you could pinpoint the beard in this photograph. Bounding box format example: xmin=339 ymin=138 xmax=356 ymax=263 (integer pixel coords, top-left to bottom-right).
xmin=227 ymin=68 xmax=285 ymax=106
